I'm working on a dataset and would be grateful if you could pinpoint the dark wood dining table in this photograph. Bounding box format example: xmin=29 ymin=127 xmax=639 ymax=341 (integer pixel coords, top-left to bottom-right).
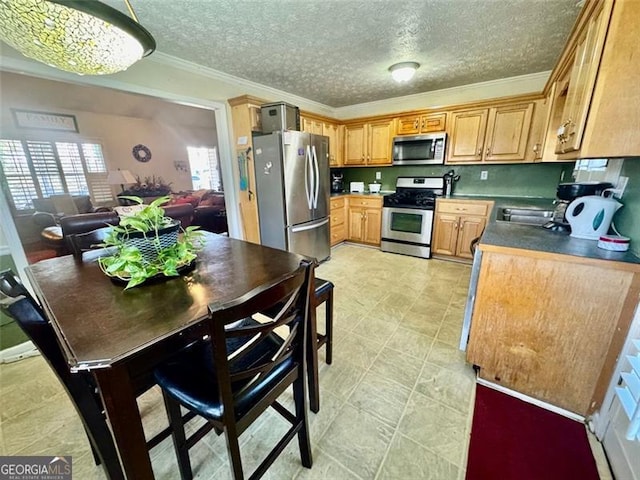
xmin=25 ymin=233 xmax=310 ymax=479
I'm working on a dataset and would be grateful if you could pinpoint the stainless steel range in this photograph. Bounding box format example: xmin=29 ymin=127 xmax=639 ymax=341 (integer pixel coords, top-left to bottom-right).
xmin=381 ymin=176 xmax=445 ymax=259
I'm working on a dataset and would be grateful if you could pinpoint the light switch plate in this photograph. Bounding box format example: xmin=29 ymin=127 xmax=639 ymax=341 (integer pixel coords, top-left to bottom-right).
xmin=480 ymin=171 xmax=488 ymax=180
xmin=375 ymin=171 xmax=381 ymax=180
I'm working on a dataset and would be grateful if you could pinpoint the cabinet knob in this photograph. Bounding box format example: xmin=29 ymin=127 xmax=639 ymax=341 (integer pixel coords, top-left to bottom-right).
xmin=421 ymin=119 xmax=426 ymax=129
xmin=414 ymin=119 xmax=419 ymax=129
xmin=477 ymin=147 xmax=482 ymax=156
xmin=486 ymin=147 xmax=491 ymax=156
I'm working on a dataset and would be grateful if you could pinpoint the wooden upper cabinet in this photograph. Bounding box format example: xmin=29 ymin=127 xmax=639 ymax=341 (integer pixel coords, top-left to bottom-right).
xmin=448 ymin=109 xmax=488 ymax=163
xmin=343 ymin=119 xmax=393 ymax=166
xmin=554 ymin=1 xmax=610 ymax=155
xmin=323 ymin=122 xmax=343 ymax=167
xmin=485 ymin=103 xmax=534 ymax=162
xmin=368 ymin=120 xmax=393 ymax=165
xmin=448 ymin=103 xmax=535 ymax=164
xmin=301 ymin=116 xmax=323 ymax=135
xmin=344 ymin=124 xmax=367 ymax=165
xmin=396 ymin=113 xmax=447 ymax=135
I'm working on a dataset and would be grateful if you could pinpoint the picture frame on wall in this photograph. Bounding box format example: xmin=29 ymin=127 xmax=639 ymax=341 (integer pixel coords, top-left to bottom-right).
xmin=12 ymin=109 xmax=79 ymax=133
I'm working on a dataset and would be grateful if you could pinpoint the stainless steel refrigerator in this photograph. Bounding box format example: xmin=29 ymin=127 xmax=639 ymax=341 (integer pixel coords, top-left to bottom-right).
xmin=253 ymin=130 xmax=330 ymax=262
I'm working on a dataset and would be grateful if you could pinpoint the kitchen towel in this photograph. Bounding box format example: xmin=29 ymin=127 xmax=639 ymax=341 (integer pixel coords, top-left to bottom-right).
xmin=465 ymin=384 xmax=600 ymax=480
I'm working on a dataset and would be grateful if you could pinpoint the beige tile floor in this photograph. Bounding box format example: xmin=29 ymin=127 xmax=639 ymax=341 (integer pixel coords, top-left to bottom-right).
xmin=0 ymin=244 xmax=610 ymax=479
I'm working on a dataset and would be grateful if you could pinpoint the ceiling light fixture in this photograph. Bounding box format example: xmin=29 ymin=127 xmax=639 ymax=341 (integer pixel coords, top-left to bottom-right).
xmin=389 ymin=62 xmax=420 ymax=83
xmin=0 ymin=0 xmax=156 ymax=76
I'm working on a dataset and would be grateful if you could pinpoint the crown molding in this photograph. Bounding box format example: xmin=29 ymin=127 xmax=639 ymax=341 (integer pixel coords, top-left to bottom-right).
xmin=333 ymin=71 xmax=551 ymax=120
xmin=151 ymin=52 xmax=334 ymax=116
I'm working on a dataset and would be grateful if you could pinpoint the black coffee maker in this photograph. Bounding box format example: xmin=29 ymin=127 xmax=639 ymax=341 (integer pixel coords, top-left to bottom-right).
xmin=331 ymin=171 xmax=344 ymax=193
xmin=543 ymin=181 xmax=613 ymax=232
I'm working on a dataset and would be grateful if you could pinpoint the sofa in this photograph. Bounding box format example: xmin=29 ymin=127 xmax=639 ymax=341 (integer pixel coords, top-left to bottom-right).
xmin=169 ymin=190 xmax=227 ymax=234
xmin=60 ymin=204 xmax=195 ymax=253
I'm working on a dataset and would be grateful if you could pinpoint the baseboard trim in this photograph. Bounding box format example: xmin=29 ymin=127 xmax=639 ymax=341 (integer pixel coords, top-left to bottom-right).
xmin=0 ymin=341 xmax=39 ymax=364
xmin=476 ymin=378 xmax=585 ymax=423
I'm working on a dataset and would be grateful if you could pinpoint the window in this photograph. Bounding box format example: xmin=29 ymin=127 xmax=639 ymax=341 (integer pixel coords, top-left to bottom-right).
xmin=187 ymin=146 xmax=222 ymax=191
xmin=0 ymin=139 xmax=112 ymax=212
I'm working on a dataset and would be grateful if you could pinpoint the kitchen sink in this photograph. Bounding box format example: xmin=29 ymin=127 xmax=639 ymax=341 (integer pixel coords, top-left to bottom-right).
xmin=496 ymin=207 xmax=554 ymax=226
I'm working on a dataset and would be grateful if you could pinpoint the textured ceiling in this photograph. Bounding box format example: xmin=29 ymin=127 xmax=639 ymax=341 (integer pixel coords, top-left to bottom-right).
xmin=107 ymin=1 xmax=581 ymax=107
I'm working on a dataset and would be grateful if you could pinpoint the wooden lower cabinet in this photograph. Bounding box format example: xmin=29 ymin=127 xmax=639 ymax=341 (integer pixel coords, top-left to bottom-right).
xmin=467 ymin=247 xmax=640 ymax=416
xmin=347 ymin=196 xmax=382 ymax=245
xmin=330 ymin=197 xmax=346 ymax=246
xmin=432 ymin=199 xmax=493 ymax=259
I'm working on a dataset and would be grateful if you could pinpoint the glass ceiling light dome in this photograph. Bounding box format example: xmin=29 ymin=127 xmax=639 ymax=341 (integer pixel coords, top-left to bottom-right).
xmin=389 ymin=62 xmax=420 ymax=83
xmin=0 ymin=0 xmax=156 ymax=75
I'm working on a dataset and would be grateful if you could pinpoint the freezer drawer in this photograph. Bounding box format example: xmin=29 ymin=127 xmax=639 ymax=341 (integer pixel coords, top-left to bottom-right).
xmin=287 ymin=218 xmax=330 ymax=262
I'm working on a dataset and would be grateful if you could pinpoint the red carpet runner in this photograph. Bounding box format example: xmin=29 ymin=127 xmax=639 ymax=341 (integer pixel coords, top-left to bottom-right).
xmin=466 ymin=385 xmax=600 ymax=480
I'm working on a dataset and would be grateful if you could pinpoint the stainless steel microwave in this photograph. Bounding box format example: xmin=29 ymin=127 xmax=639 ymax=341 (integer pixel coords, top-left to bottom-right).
xmin=392 ymin=133 xmax=446 ymax=165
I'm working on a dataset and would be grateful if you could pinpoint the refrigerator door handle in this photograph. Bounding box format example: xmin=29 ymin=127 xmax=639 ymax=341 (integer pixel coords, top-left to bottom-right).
xmin=290 ymin=217 xmax=329 ymax=233
xmin=304 ymin=145 xmax=313 ymax=209
xmin=312 ymin=145 xmax=320 ymax=209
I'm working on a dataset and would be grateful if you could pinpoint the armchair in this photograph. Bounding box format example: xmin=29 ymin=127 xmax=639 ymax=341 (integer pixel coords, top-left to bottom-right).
xmin=32 ymin=195 xmax=110 ymax=253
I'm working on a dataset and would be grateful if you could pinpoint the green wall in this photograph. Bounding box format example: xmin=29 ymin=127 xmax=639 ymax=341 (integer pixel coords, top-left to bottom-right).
xmin=338 ymin=163 xmax=575 ymax=198
xmin=615 ymin=159 xmax=640 ymax=256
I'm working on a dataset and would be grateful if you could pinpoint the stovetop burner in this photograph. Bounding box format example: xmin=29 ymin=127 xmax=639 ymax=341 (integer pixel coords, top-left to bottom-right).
xmin=383 ymin=176 xmax=445 ymax=210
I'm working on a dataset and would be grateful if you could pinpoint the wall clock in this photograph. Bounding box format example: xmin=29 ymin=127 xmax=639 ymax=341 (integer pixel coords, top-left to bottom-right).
xmin=132 ymin=144 xmax=152 ymax=163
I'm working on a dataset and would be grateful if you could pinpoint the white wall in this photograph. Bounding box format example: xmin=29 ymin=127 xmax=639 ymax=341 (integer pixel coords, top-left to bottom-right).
xmin=0 ymin=72 xmax=217 ymax=194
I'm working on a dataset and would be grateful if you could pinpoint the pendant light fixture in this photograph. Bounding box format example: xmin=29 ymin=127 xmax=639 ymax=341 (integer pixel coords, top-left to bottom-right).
xmin=389 ymin=62 xmax=420 ymax=83
xmin=0 ymin=0 xmax=156 ymax=76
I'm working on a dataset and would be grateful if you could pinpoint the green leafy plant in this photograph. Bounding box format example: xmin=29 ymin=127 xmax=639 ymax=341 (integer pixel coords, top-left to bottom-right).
xmin=98 ymin=196 xmax=203 ymax=290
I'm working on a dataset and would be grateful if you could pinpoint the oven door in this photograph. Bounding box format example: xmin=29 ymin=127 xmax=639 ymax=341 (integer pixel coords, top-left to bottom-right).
xmin=381 ymin=207 xmax=433 ymax=244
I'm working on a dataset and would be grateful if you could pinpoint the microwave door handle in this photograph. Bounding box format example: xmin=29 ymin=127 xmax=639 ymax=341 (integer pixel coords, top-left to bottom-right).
xmin=312 ymin=145 xmax=320 ymax=208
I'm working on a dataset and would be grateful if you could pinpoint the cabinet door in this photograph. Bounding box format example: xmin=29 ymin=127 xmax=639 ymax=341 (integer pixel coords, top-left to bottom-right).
xmin=344 ymin=124 xmax=367 ymax=165
xmin=323 ymin=123 xmax=340 ymax=166
xmin=368 ymin=120 xmax=394 ymax=165
xmin=448 ymin=109 xmax=488 ymax=163
xmin=396 ymin=114 xmax=421 ymax=135
xmin=432 ymin=214 xmax=459 ymax=255
xmin=456 ymin=216 xmax=486 ymax=259
xmin=484 ymin=103 xmax=534 ymax=162
xmin=421 ymin=113 xmax=447 ymax=133
xmin=363 ymin=207 xmax=382 ymax=245
xmin=302 ymin=117 xmax=323 ymax=135
xmin=348 ymin=207 xmax=364 ymax=241
xmin=555 ymin=4 xmax=609 ymax=154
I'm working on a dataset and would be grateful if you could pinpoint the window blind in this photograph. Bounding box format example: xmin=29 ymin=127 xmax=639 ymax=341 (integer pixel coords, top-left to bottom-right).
xmin=0 ymin=138 xmax=113 ymax=212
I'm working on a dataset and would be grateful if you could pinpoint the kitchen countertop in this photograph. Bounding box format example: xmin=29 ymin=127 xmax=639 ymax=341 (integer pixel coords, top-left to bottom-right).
xmin=330 ymin=192 xmax=390 ymax=197
xmin=476 ymin=196 xmax=640 ymax=265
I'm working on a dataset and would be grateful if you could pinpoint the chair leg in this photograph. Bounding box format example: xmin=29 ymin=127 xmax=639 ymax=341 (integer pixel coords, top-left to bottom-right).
xmin=307 ymin=304 xmax=320 ymax=414
xmin=162 ymin=391 xmax=193 ymax=480
xmin=325 ymin=289 xmax=333 ymax=365
xmin=223 ymin=424 xmax=244 ymax=480
xmin=88 ymin=434 xmax=101 ymax=466
xmin=293 ymin=372 xmax=313 ymax=469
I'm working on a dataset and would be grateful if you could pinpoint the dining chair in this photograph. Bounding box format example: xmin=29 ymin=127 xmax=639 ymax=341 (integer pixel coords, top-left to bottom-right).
xmin=0 ymin=270 xmax=123 ymax=479
xmin=153 ymin=259 xmax=315 ymax=480
xmin=0 ymin=270 xmax=194 ymax=479
xmin=65 ymin=226 xmax=113 ymax=259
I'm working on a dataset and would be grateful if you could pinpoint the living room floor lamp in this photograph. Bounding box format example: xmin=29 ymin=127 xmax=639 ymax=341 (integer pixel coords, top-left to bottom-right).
xmin=107 ymin=169 xmax=136 ymax=193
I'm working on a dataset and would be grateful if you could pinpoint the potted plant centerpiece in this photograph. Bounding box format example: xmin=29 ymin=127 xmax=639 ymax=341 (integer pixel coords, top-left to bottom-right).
xmin=99 ymin=196 xmax=203 ymax=289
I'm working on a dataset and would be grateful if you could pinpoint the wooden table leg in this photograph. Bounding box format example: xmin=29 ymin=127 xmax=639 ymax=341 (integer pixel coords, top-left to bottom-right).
xmin=307 ymin=300 xmax=320 ymax=414
xmin=95 ymin=365 xmax=155 ymax=480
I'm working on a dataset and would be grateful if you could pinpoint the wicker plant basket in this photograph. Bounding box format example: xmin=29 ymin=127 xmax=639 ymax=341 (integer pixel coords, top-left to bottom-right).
xmin=123 ymin=221 xmax=180 ymax=263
